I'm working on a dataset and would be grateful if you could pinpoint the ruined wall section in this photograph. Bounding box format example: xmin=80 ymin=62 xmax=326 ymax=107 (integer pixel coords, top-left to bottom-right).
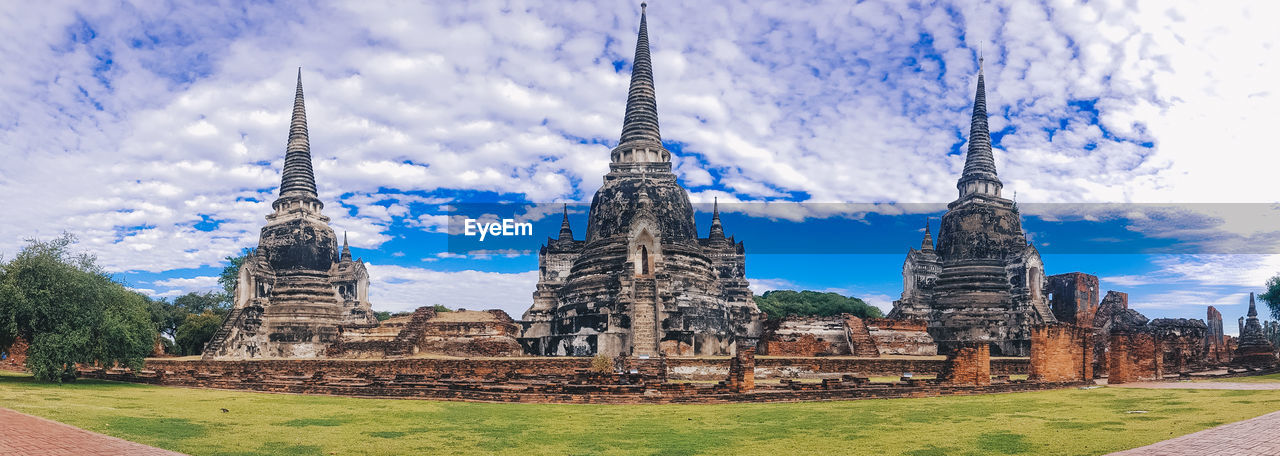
xmin=939 ymin=342 xmax=990 ymax=386
xmin=1047 ymin=272 xmax=1099 ymax=326
xmin=1149 ymin=318 xmax=1208 ymax=373
xmin=864 ymin=318 xmax=936 ymax=356
xmin=1107 ymin=331 xmax=1162 ymax=384
xmin=1029 ymin=324 xmax=1091 ymax=382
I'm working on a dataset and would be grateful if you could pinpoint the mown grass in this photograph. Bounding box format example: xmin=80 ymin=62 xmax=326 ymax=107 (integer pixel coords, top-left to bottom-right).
xmin=4 ymin=371 xmax=1280 ymax=455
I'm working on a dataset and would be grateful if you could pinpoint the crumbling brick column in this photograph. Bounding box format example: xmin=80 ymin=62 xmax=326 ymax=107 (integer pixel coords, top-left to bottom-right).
xmin=1029 ymin=324 xmax=1091 ymax=383
xmin=940 ymin=342 xmax=990 ymax=386
xmin=1108 ymin=331 xmax=1161 ymax=384
xmin=726 ymin=348 xmax=756 ymax=392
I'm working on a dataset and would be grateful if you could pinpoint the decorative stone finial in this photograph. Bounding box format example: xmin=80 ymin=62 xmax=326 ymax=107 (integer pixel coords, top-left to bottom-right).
xmin=558 ymin=203 xmax=574 ymax=240
xmin=956 ymin=53 xmax=1002 ymax=200
xmin=611 ymin=2 xmax=669 ymax=164
xmin=275 ymin=68 xmax=321 ymax=208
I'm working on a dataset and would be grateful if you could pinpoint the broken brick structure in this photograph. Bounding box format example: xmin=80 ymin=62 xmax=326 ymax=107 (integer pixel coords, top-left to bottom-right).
xmin=203 ymin=71 xmax=377 ymax=360
xmin=1107 ymin=331 xmax=1162 ymax=384
xmin=889 ymin=59 xmax=1055 ymax=356
xmin=757 ymin=315 xmax=936 ymax=357
xmin=1148 ymin=318 xmax=1208 ymax=373
xmin=725 ymin=348 xmax=756 ymax=392
xmin=1047 ymin=272 xmax=1100 ymax=327
xmin=519 ymin=6 xmax=762 ymax=357
xmin=1029 ymin=324 xmax=1092 ymax=382
xmin=1205 ymin=306 xmax=1227 ymax=364
xmin=1 ymin=337 xmax=27 ymax=371
xmin=939 ymin=342 xmax=991 ymax=386
xmin=328 ymin=308 xmax=523 ymax=358
xmin=1235 ymin=293 xmax=1278 ymax=367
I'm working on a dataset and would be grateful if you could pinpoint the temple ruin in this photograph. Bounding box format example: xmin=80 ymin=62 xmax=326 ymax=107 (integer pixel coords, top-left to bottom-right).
xmin=888 ymin=58 xmax=1055 ymax=356
xmin=519 ymin=5 xmax=763 ymax=357
xmin=1234 ymin=292 xmax=1278 ymax=366
xmin=204 ymin=71 xmax=378 ymax=360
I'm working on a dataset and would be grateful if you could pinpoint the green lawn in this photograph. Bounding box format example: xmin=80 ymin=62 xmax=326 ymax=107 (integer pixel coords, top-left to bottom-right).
xmin=3 ymin=371 xmax=1280 ymax=455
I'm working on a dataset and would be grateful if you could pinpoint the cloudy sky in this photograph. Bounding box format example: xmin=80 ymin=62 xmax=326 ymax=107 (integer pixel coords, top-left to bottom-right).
xmin=2 ymin=0 xmax=1278 ymax=333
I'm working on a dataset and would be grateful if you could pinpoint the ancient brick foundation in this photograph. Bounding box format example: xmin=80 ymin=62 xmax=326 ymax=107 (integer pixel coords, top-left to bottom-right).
xmin=1108 ymin=332 xmax=1162 ymax=384
xmin=864 ymin=318 xmax=937 ymax=356
xmin=81 ymin=355 xmax=1075 ymax=404
xmin=1029 ymin=324 xmax=1091 ymax=382
xmin=940 ymin=343 xmax=990 ymax=386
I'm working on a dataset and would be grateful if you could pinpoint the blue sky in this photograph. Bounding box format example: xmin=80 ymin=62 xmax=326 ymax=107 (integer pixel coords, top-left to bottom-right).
xmin=2 ymin=1 xmax=1279 ymax=334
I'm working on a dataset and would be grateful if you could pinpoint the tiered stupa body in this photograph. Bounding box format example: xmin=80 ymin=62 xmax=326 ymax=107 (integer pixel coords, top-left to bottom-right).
xmin=1234 ymin=293 xmax=1277 ymax=365
xmin=520 ymin=5 xmax=762 ymax=357
xmin=888 ymin=60 xmax=1055 ymax=356
xmin=204 ymin=71 xmax=377 ymax=360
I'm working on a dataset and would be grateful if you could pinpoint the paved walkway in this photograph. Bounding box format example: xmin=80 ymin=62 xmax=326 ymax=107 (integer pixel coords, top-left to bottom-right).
xmin=1108 ymin=381 xmax=1280 ymax=390
xmin=0 ymin=408 xmax=183 ymax=455
xmin=1108 ymin=410 xmax=1280 ymax=455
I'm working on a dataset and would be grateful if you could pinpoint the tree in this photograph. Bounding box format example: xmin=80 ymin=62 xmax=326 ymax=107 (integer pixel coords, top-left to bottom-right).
xmin=174 ymin=291 xmax=229 ymax=317
xmin=373 ymin=311 xmax=393 ymax=322
xmin=753 ymin=290 xmax=883 ymax=321
xmin=218 ymin=248 xmax=255 ymax=299
xmin=1260 ymin=274 xmax=1280 ymax=321
xmin=147 ymin=296 xmax=185 ymax=340
xmin=174 ymin=311 xmax=224 ymax=356
xmin=0 ymin=234 xmax=155 ymax=382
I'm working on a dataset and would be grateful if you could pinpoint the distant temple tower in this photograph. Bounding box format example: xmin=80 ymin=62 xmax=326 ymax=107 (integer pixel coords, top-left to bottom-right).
xmin=204 ymin=71 xmax=377 ymax=359
xmin=1234 ymin=293 xmax=1277 ymax=365
xmin=519 ymin=4 xmax=763 ymax=357
xmin=888 ymin=58 xmax=1056 ymax=356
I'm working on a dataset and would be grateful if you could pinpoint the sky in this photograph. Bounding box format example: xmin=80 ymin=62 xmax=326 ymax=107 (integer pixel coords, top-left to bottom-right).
xmin=2 ymin=0 xmax=1279 ymax=335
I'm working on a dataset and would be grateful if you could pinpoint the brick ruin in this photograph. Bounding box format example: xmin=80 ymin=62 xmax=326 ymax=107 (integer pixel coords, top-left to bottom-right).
xmin=327 ymin=308 xmax=522 ymax=358
xmin=1107 ymin=331 xmax=1162 ymax=384
xmin=81 ymin=354 xmax=1073 ymax=404
xmin=519 ymin=7 xmax=762 ymax=357
xmin=757 ymin=315 xmax=935 ymax=357
xmin=1206 ymin=306 xmax=1227 ymax=364
xmin=888 ymin=62 xmax=1055 ymax=357
xmin=939 ymin=342 xmax=991 ymax=386
xmin=1029 ymin=324 xmax=1091 ymax=382
xmin=1 ymin=337 xmax=27 ymax=371
xmin=1148 ymin=318 xmax=1208 ymax=373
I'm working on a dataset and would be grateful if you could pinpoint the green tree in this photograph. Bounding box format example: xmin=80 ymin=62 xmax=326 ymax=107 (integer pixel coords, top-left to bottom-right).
xmin=175 ymin=311 xmax=224 ymax=356
xmin=373 ymin=311 xmax=393 ymax=322
xmin=147 ymin=296 xmax=185 ymax=340
xmin=0 ymin=234 xmax=155 ymax=382
xmin=1260 ymin=274 xmax=1280 ymax=320
xmin=174 ymin=291 xmax=229 ymax=317
xmin=218 ymin=248 xmax=255 ymax=299
xmin=752 ymin=290 xmax=883 ymax=321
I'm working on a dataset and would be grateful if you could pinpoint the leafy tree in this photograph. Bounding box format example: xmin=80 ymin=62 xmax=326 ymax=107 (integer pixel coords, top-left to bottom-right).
xmin=753 ymin=290 xmax=883 ymax=321
xmin=174 ymin=291 xmax=229 ymax=317
xmin=175 ymin=311 xmax=224 ymax=356
xmin=431 ymin=304 xmax=451 ymax=313
xmin=373 ymin=311 xmax=393 ymax=322
xmin=218 ymin=248 xmax=255 ymax=299
xmin=147 ymin=296 xmax=185 ymax=340
xmin=0 ymin=234 xmax=155 ymax=382
xmin=1260 ymin=274 xmax=1280 ymax=321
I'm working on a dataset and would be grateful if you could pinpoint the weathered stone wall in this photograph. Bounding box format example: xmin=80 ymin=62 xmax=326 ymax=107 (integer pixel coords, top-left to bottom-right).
xmin=1149 ymin=318 xmax=1208 ymax=372
xmin=725 ymin=348 xmax=755 ymax=392
xmin=1108 ymin=331 xmax=1162 ymax=384
xmin=864 ymin=318 xmax=937 ymax=356
xmin=1046 ymin=272 xmax=1099 ymax=326
xmin=758 ymin=316 xmax=849 ymax=356
xmin=1029 ymin=324 xmax=1091 ymax=382
xmin=1206 ymin=306 xmax=1226 ymax=364
xmin=940 ymin=342 xmax=991 ymax=386
xmin=329 ymin=308 xmax=522 ymax=358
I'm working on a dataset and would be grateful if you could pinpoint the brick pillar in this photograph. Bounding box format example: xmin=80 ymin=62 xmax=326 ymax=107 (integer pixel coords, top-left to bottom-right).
xmin=1108 ymin=332 xmax=1130 ymax=384
xmin=726 ymin=348 xmax=756 ymax=392
xmin=942 ymin=342 xmax=990 ymax=386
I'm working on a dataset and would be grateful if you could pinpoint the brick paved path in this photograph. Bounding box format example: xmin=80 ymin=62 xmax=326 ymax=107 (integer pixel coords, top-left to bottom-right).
xmin=0 ymin=408 xmax=184 ymax=455
xmin=1107 ymin=381 xmax=1280 ymax=390
xmin=1108 ymin=410 xmax=1280 ymax=455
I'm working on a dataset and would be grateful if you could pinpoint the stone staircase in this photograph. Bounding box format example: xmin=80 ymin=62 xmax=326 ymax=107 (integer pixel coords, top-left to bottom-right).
xmin=844 ymin=315 xmax=881 ymax=357
xmin=203 ymin=307 xmax=244 ymax=355
xmin=631 ymin=278 xmax=659 ymax=356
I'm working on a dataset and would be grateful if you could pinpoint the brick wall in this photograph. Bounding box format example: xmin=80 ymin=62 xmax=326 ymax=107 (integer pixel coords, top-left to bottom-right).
xmin=1029 ymin=324 xmax=1091 ymax=382
xmin=1108 ymin=331 xmax=1162 ymax=384
xmin=939 ymin=343 xmax=990 ymax=386
xmin=725 ymin=348 xmax=756 ymax=392
xmin=1 ymin=337 xmax=27 ymax=370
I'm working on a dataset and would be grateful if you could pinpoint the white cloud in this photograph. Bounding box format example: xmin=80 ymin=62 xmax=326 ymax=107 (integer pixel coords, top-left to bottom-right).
xmin=365 ymin=264 xmax=538 ymax=318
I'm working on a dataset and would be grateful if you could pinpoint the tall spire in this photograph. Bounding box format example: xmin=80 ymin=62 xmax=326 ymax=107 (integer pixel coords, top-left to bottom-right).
xmin=611 ymin=3 xmax=670 ymax=164
xmin=956 ymin=54 xmax=1002 ymax=199
xmin=921 ymin=217 xmax=934 ymax=251
xmin=558 ymin=203 xmax=574 ymax=240
xmin=708 ymin=198 xmax=725 ymax=239
xmin=277 ymin=68 xmax=320 ymax=205
xmin=1249 ymin=292 xmax=1258 ymax=318
xmin=340 ymin=231 xmax=353 ymax=262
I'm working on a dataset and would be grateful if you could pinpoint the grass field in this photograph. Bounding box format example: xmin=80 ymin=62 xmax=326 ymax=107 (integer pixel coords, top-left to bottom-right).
xmin=3 ymin=371 xmax=1280 ymax=455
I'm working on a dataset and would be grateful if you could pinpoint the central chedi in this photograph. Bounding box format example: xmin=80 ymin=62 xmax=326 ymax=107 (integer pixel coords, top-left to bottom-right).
xmin=520 ymin=4 xmax=763 ymax=357
xmin=888 ymin=58 xmax=1056 ymax=356
xmin=204 ymin=71 xmax=378 ymax=359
